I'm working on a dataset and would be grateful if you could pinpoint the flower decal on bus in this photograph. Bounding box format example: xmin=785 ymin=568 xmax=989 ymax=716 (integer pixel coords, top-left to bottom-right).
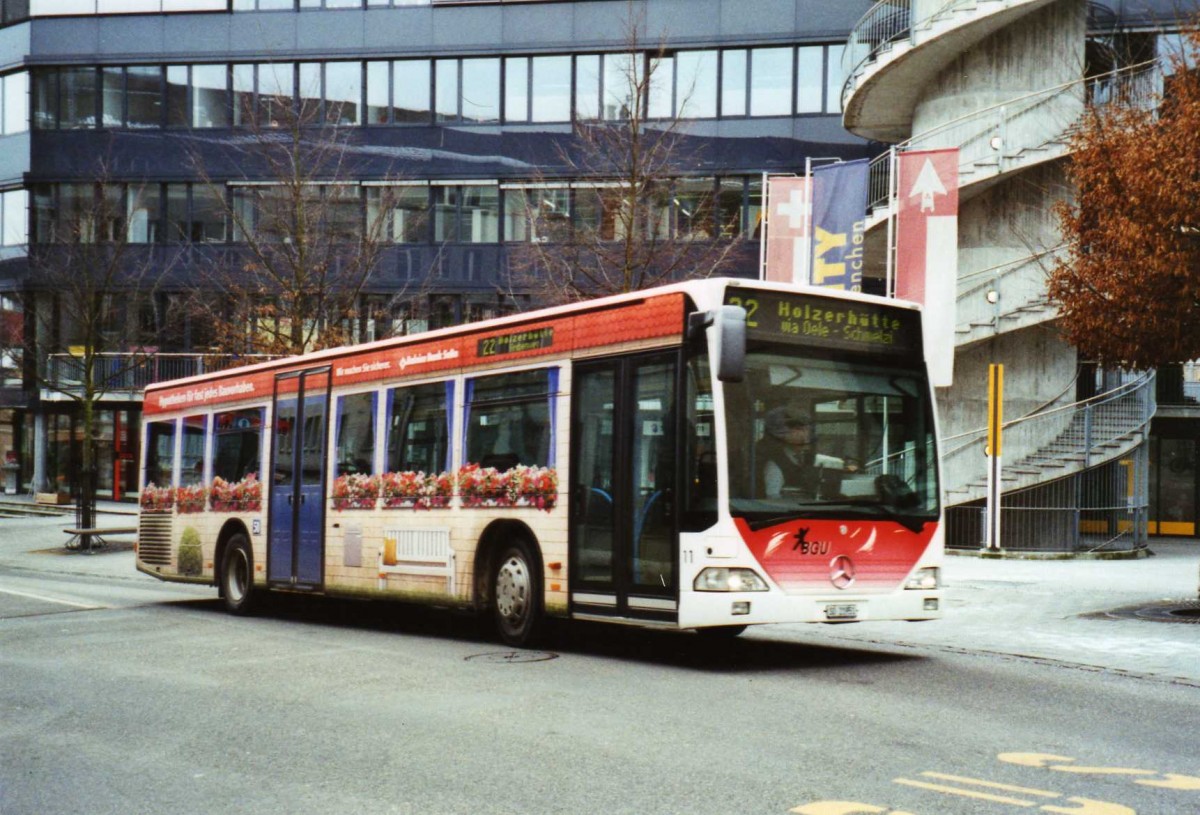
xmin=457 ymin=463 xmax=558 ymax=511
xmin=210 ymin=473 xmax=262 ymax=513
xmin=332 ymin=473 xmax=380 ymax=511
xmin=176 ymin=484 xmax=208 ymax=514
xmin=140 ymin=483 xmax=175 ymax=513
xmin=380 ymin=470 xmax=454 ymax=510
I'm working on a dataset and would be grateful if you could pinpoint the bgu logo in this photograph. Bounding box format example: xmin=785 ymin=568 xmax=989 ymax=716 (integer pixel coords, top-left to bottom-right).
xmin=792 ymin=528 xmax=831 ymax=556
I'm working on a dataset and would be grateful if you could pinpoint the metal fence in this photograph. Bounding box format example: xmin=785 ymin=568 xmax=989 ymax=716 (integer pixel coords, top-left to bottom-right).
xmin=947 ymin=447 xmax=1149 ymax=554
xmin=45 ymin=352 xmax=276 ymax=394
xmin=944 ymin=370 xmax=1155 ymax=554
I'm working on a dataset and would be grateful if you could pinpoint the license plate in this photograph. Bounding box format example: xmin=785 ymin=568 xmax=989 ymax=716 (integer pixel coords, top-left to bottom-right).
xmin=824 ymin=603 xmax=859 ymax=620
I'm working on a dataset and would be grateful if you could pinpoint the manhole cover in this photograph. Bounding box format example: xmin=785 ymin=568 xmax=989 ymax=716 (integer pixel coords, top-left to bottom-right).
xmin=464 ymin=650 xmax=558 ymax=663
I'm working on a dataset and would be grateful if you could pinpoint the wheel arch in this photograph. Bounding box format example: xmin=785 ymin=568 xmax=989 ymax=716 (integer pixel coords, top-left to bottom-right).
xmin=214 ymin=519 xmax=253 ymax=597
xmin=472 ymin=519 xmax=542 ymax=611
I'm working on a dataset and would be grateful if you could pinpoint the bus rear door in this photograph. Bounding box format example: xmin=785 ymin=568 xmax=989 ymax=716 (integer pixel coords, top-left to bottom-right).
xmin=269 ymin=367 xmax=331 ymax=589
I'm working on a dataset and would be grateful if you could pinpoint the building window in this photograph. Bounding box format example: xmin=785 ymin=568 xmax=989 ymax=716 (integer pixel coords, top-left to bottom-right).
xmin=393 ymin=59 xmax=431 ymax=123
xmin=2 ymin=72 xmax=28 ymax=135
xmin=166 ymin=65 xmax=189 ymax=127
xmin=127 ymin=66 xmax=164 ymax=128
xmin=721 ymin=49 xmax=747 ymax=117
xmin=796 ymin=46 xmax=824 ymax=114
xmin=504 ymin=186 xmax=570 ymax=243
xmin=461 ymin=57 xmax=499 ymax=123
xmin=749 ymin=47 xmax=793 ymax=116
xmin=575 ymin=54 xmax=600 ymax=120
xmin=367 ymin=185 xmax=429 ymax=243
xmin=366 ymin=60 xmax=390 ymax=124
xmin=504 ymin=56 xmax=529 ymax=123
xmin=192 ymin=64 xmax=229 ymax=127
xmin=60 ymin=67 xmax=98 ymax=129
xmin=126 ymin=183 xmax=161 ymax=244
xmin=530 ymin=55 xmax=571 ymax=123
xmin=1 ymin=188 xmax=27 ymax=246
xmin=676 ymin=50 xmax=717 ymax=119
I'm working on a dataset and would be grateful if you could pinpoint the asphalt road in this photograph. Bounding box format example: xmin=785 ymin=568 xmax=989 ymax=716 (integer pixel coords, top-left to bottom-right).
xmin=1 ymin=566 xmax=1197 ymax=815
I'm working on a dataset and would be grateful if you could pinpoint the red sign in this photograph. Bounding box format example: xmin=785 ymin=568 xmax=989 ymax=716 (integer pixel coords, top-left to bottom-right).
xmin=145 ymin=294 xmax=685 ymax=415
xmin=896 ymin=148 xmax=958 ymax=386
xmin=763 ymin=176 xmax=812 ymax=284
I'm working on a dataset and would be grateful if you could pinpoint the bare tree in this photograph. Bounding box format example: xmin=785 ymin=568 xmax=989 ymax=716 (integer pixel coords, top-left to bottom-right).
xmin=26 ymin=171 xmax=167 ymax=547
xmin=184 ymin=68 xmax=417 ymax=356
xmin=507 ymin=3 xmax=741 ymax=304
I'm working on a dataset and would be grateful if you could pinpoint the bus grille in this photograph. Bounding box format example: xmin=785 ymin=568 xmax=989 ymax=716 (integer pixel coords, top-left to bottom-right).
xmin=138 ymin=513 xmax=174 ymax=566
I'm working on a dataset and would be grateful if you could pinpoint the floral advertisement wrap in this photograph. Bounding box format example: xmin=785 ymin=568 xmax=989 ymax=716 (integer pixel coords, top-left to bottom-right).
xmin=457 ymin=463 xmax=558 ymax=511
xmin=175 ymin=484 xmax=208 ymax=514
xmin=210 ymin=473 xmax=262 ymax=512
xmin=140 ymin=483 xmax=175 ymax=513
xmin=332 ymin=473 xmax=380 ymax=510
xmin=380 ymin=470 xmax=454 ymax=510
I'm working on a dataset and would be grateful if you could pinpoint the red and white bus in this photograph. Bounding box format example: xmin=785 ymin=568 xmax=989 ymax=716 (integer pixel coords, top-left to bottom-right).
xmin=137 ymin=278 xmax=942 ymax=645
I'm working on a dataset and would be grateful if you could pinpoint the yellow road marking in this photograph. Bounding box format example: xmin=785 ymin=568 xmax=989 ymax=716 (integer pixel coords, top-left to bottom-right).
xmin=893 ymin=777 xmax=1038 ymax=807
xmin=920 ymin=772 xmax=1060 ymax=798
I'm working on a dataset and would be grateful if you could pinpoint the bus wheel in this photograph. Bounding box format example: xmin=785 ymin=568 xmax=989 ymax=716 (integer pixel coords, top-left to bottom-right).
xmin=220 ymin=534 xmax=257 ymax=616
xmin=696 ymin=625 xmax=747 ymax=640
xmin=492 ymin=539 xmax=542 ymax=647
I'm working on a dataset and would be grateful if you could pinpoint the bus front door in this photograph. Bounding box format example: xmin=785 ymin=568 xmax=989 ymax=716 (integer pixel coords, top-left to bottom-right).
xmin=570 ymin=354 xmax=678 ymax=622
xmin=268 ymin=367 xmax=331 ymax=589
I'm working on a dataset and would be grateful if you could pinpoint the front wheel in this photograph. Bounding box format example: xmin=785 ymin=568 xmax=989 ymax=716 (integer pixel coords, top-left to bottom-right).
xmin=491 ymin=539 xmax=543 ymax=647
xmin=220 ymin=533 xmax=258 ymax=616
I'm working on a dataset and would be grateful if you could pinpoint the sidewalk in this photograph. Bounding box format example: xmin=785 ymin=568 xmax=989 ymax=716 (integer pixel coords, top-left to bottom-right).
xmin=0 ymin=500 xmax=1197 ymax=684
xmin=786 ymin=540 xmax=1200 ymax=686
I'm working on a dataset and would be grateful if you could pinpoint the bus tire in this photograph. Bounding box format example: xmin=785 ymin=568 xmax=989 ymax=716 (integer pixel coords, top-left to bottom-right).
xmin=696 ymin=625 xmax=747 ymax=640
xmin=220 ymin=533 xmax=257 ymax=616
xmin=491 ymin=538 xmax=542 ymax=647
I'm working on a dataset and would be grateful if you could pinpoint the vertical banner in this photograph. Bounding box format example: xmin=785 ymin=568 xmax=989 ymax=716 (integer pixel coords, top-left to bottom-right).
xmin=985 ymin=363 xmax=1004 ymax=552
xmin=810 ymin=159 xmax=868 ymax=291
xmin=763 ymin=176 xmax=811 ymax=284
xmin=896 ymin=148 xmax=959 ymax=387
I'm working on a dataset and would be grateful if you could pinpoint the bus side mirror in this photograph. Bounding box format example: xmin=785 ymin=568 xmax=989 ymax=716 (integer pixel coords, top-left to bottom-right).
xmin=689 ymin=305 xmax=746 ymax=383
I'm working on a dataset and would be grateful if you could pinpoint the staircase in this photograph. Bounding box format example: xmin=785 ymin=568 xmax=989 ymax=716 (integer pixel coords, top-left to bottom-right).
xmin=942 ymin=371 xmax=1155 ymax=505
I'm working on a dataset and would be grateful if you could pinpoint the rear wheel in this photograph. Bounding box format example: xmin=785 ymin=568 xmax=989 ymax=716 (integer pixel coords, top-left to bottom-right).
xmin=220 ymin=533 xmax=257 ymax=615
xmin=492 ymin=539 xmax=543 ymax=647
xmin=695 ymin=624 xmax=747 ymax=641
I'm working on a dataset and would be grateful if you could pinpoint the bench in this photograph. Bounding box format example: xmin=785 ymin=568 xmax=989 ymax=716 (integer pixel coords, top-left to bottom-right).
xmin=63 ymin=526 xmax=137 ymax=550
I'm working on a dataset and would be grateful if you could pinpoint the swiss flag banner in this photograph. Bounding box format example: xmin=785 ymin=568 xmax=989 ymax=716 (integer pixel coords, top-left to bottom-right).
xmin=896 ymin=148 xmax=958 ymax=387
xmin=763 ymin=176 xmax=812 ymax=284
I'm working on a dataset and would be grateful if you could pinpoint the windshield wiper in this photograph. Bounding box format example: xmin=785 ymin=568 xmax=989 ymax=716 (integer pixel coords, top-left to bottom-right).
xmin=827 ymin=499 xmax=931 ymax=533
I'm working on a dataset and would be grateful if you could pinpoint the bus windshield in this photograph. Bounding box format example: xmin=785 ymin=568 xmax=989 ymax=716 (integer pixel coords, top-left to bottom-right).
xmin=725 ymin=344 xmax=939 ymax=528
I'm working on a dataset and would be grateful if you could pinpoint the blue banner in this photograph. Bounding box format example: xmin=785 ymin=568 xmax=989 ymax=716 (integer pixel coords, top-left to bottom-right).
xmin=810 ymin=159 xmax=868 ymax=291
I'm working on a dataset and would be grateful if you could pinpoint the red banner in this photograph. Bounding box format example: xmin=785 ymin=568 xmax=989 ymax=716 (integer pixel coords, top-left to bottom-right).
xmin=896 ymin=148 xmax=958 ymax=386
xmin=763 ymin=176 xmax=811 ymax=284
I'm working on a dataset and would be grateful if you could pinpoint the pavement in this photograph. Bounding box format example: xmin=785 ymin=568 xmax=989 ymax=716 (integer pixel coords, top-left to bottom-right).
xmin=0 ymin=498 xmax=1197 ymax=685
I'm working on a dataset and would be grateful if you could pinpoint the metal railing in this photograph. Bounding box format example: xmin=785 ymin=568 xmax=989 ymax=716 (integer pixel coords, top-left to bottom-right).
xmin=954 ymin=245 xmax=1064 ymax=338
xmin=842 ymin=0 xmax=1048 ymax=111
xmin=946 ymin=448 xmax=1149 ymax=553
xmin=942 ymin=369 xmax=1155 ymax=498
xmin=865 ymin=60 xmax=1160 ymax=213
xmin=943 ymin=370 xmax=1155 ymax=553
xmin=44 ymin=352 xmax=276 ymax=394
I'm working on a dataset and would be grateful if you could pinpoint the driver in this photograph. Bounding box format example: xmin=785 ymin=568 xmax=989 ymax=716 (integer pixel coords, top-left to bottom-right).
xmin=759 ymin=405 xmax=820 ymax=499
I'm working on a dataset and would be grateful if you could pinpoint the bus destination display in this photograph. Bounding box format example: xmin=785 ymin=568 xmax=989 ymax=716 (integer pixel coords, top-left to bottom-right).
xmin=725 ymin=289 xmax=921 ymax=354
xmin=477 ymin=326 xmax=555 ymax=358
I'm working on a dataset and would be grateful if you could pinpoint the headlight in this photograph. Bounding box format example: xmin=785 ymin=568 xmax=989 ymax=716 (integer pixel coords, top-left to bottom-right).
xmin=694 ymin=567 xmax=769 ymax=592
xmin=905 ymin=567 xmax=940 ymax=590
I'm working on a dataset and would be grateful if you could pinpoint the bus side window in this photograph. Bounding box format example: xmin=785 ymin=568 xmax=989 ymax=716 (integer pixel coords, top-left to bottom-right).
xmin=335 ymin=391 xmax=376 ymax=476
xmin=181 ymin=415 xmax=207 ymax=486
xmin=144 ymin=419 xmax=176 ymax=488
xmin=213 ymin=408 xmax=264 ymax=481
xmin=465 ymin=369 xmax=555 ymax=470
xmin=386 ymin=381 xmax=452 ymax=474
